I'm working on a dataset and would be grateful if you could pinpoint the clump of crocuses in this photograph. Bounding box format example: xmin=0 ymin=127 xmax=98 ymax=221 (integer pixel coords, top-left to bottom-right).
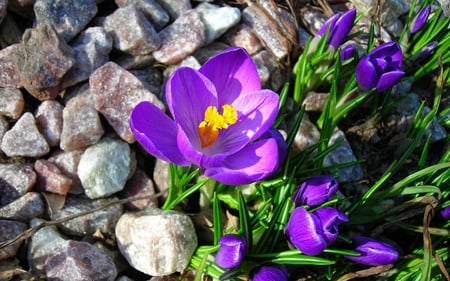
xmin=249 ymin=265 xmax=289 ymax=281
xmin=356 ymin=42 xmax=405 ymax=92
xmin=344 ymin=236 xmax=400 ymax=266
xmin=292 ymin=175 xmax=339 ymax=207
xmin=215 ymin=234 xmax=248 ymax=269
xmin=130 ymin=47 xmax=286 ymax=185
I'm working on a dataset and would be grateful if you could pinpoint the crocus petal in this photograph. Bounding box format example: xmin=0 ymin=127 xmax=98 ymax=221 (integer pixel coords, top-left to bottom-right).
xmin=292 ymin=175 xmax=339 ymax=207
xmin=285 ymin=207 xmax=328 ymax=255
xmin=215 ymin=234 xmax=248 ymax=269
xmin=441 ymin=206 xmax=450 ymax=220
xmin=329 ymin=9 xmax=356 ymax=48
xmin=204 ymin=138 xmax=279 ymax=185
xmin=165 ymin=67 xmax=218 ymax=149
xmin=376 ymin=70 xmax=405 ymax=92
xmin=344 ymin=236 xmax=400 ymax=266
xmin=260 ymin=128 xmax=287 ymax=164
xmin=199 ymin=47 xmax=261 ymax=105
xmin=411 ymin=5 xmax=431 ymax=34
xmin=356 ymin=57 xmax=378 ymax=91
xmin=130 ymin=102 xmax=189 ymax=166
xmin=314 ymin=207 xmax=348 ymax=244
xmin=371 ymin=42 xmax=403 ymax=68
xmin=249 ymin=265 xmax=289 ymax=281
xmin=340 ymin=44 xmax=355 ymax=61
xmin=317 ymin=14 xmax=340 ymax=36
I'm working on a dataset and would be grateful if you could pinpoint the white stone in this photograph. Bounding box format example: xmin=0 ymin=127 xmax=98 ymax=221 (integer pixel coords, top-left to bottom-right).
xmin=196 ymin=3 xmax=241 ymax=44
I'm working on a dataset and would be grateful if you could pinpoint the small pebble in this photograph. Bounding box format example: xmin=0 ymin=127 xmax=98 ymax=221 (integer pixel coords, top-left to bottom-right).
xmin=0 ymin=44 xmax=21 ymax=88
xmin=34 ymin=159 xmax=72 ymax=195
xmin=115 ymin=0 xmax=169 ymax=31
xmin=0 ymin=88 xmax=24 ymax=119
xmin=35 ymin=100 xmax=64 ymax=147
xmin=223 ymin=24 xmax=263 ymax=55
xmin=0 ymin=192 xmax=44 ymax=221
xmin=48 ymin=149 xmax=85 ymax=194
xmin=0 ymin=163 xmax=36 ymax=206
xmin=120 ymin=169 xmax=158 ymax=210
xmin=156 ymin=0 xmax=191 ymax=20
xmin=0 ymin=219 xmax=27 ymax=260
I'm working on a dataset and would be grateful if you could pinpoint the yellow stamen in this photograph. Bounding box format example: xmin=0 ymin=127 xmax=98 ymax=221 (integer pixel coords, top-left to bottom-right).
xmin=198 ymin=104 xmax=237 ymax=148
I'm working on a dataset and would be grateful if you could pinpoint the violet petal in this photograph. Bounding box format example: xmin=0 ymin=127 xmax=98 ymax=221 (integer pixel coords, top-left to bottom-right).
xmin=356 ymin=57 xmax=378 ymax=91
xmin=344 ymin=236 xmax=400 ymax=266
xmin=441 ymin=206 xmax=450 ymax=220
xmin=376 ymin=70 xmax=405 ymax=92
xmin=314 ymin=207 xmax=348 ymax=244
xmin=249 ymin=265 xmax=289 ymax=281
xmin=411 ymin=5 xmax=431 ymax=34
xmin=292 ymin=175 xmax=339 ymax=207
xmin=329 ymin=9 xmax=356 ymax=48
xmin=215 ymin=234 xmax=248 ymax=269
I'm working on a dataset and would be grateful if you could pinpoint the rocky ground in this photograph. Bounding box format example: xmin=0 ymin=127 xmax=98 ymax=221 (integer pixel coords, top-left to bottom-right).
xmin=0 ymin=0 xmax=448 ymax=280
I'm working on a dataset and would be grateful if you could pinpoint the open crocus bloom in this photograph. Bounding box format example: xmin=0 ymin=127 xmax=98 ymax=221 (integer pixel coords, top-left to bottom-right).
xmin=130 ymin=47 xmax=283 ymax=185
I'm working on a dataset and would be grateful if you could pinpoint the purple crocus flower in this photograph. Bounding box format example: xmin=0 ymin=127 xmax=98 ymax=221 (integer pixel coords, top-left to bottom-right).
xmin=340 ymin=44 xmax=356 ymax=61
xmin=317 ymin=9 xmax=357 ymax=49
xmin=130 ymin=47 xmax=283 ymax=185
xmin=410 ymin=5 xmax=431 ymax=34
xmin=215 ymin=234 xmax=248 ymax=269
xmin=292 ymin=175 xmax=339 ymax=207
xmin=249 ymin=265 xmax=289 ymax=281
xmin=356 ymin=42 xmax=405 ymax=92
xmin=344 ymin=236 xmax=400 ymax=266
xmin=285 ymin=206 xmax=348 ymax=255
xmin=441 ymin=206 xmax=450 ymax=220
xmin=411 ymin=41 xmax=438 ymax=61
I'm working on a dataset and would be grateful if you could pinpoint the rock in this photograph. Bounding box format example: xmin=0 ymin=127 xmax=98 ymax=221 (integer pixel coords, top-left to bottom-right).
xmin=34 ymin=159 xmax=72 ymax=195
xmin=48 ymin=149 xmax=84 ymax=194
xmin=51 ymin=195 xmax=123 ymax=236
xmin=0 ymin=192 xmax=44 ymax=221
xmin=129 ymin=67 xmax=162 ymax=98
xmin=60 ymin=84 xmax=104 ymax=151
xmin=12 ymin=23 xmax=76 ymax=100
xmin=153 ymin=158 xmax=170 ymax=195
xmin=223 ymin=24 xmax=263 ymax=55
xmin=1 ymin=112 xmax=50 ymax=157
xmin=43 ymin=240 xmax=117 ymax=281
xmin=324 ymin=130 xmax=364 ymax=182
xmin=0 ymin=116 xmax=8 ymax=140
xmin=112 ymin=52 xmax=155 ymax=69
xmin=0 ymin=44 xmax=21 ymax=88
xmin=301 ymin=8 xmax=328 ymax=34
xmin=153 ymin=9 xmax=205 ymax=65
xmin=115 ymin=0 xmax=169 ymax=31
xmin=155 ymin=0 xmax=191 ymax=20
xmin=115 ymin=208 xmax=197 ymax=276
xmin=0 ymin=163 xmax=36 ymax=206
xmin=90 ymin=62 xmax=164 ymax=143
xmin=196 ymin=3 xmax=241 ymax=44
xmin=303 ymin=92 xmax=329 ymax=112
xmin=0 ymin=0 xmax=6 ymax=24
xmin=292 ymin=114 xmax=321 ymax=153
xmin=77 ymin=137 xmax=131 ymax=199
xmin=35 ymin=100 xmax=64 ymax=147
xmin=120 ymin=169 xmax=158 ymax=210
xmin=0 ymin=220 xmax=27 ymax=260
xmin=0 ymin=88 xmax=24 ymax=119
xmin=61 ymin=27 xmax=113 ymax=89
xmin=34 ymin=0 xmax=98 ymax=42
xmin=104 ymin=5 xmax=161 ymax=55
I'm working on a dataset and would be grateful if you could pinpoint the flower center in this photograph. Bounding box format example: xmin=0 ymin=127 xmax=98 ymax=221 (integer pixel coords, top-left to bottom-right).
xmin=198 ymin=104 xmax=237 ymax=148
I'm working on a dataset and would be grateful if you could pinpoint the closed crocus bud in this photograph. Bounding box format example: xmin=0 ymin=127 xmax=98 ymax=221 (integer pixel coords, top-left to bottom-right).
xmin=215 ymin=234 xmax=248 ymax=269
xmin=340 ymin=44 xmax=356 ymax=61
xmin=249 ymin=265 xmax=289 ymax=281
xmin=410 ymin=5 xmax=431 ymax=34
xmin=356 ymin=42 xmax=405 ymax=92
xmin=344 ymin=236 xmax=400 ymax=266
xmin=318 ymin=9 xmax=357 ymax=49
xmin=411 ymin=41 xmax=438 ymax=61
xmin=285 ymin=206 xmax=348 ymax=255
xmin=292 ymin=175 xmax=339 ymax=207
xmin=440 ymin=206 xmax=450 ymax=220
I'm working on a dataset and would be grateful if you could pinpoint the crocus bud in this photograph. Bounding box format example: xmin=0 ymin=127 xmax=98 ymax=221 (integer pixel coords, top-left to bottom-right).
xmin=292 ymin=175 xmax=339 ymax=207
xmin=340 ymin=44 xmax=356 ymax=61
xmin=215 ymin=234 xmax=248 ymax=269
xmin=344 ymin=236 xmax=400 ymax=266
xmin=285 ymin=206 xmax=348 ymax=255
xmin=356 ymin=42 xmax=405 ymax=92
xmin=411 ymin=41 xmax=438 ymax=61
xmin=249 ymin=265 xmax=289 ymax=281
xmin=410 ymin=5 xmax=431 ymax=34
xmin=441 ymin=206 xmax=450 ymax=220
xmin=317 ymin=9 xmax=357 ymax=49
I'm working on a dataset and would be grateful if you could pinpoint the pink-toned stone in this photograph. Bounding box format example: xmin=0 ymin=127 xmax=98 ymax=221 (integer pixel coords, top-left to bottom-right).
xmin=1 ymin=112 xmax=50 ymax=157
xmin=90 ymin=62 xmax=164 ymax=143
xmin=104 ymin=5 xmax=161 ymax=55
xmin=0 ymin=192 xmax=44 ymax=221
xmin=0 ymin=219 xmax=27 ymax=261
xmin=303 ymin=92 xmax=329 ymax=112
xmin=12 ymin=23 xmax=76 ymax=100
xmin=223 ymin=24 xmax=263 ymax=55
xmin=0 ymin=88 xmax=23 ymax=119
xmin=120 ymin=169 xmax=158 ymax=210
xmin=35 ymin=100 xmax=64 ymax=147
xmin=115 ymin=0 xmax=169 ymax=31
xmin=0 ymin=44 xmax=21 ymax=88
xmin=34 ymin=159 xmax=72 ymax=195
xmin=60 ymin=84 xmax=104 ymax=151
xmin=0 ymin=163 xmax=36 ymax=206
xmin=48 ymin=149 xmax=84 ymax=194
xmin=153 ymin=9 xmax=205 ymax=65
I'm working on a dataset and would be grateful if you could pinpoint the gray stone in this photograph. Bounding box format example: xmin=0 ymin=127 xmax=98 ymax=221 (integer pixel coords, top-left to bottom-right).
xmin=1 ymin=112 xmax=50 ymax=157
xmin=153 ymin=9 xmax=205 ymax=65
xmin=129 ymin=67 xmax=162 ymax=97
xmin=34 ymin=159 xmax=72 ymax=195
xmin=35 ymin=100 xmax=64 ymax=147
xmin=301 ymin=8 xmax=328 ymax=34
xmin=223 ymin=24 xmax=263 ymax=55
xmin=0 ymin=219 xmax=27 ymax=261
xmin=78 ymin=138 xmax=131 ymax=199
xmin=115 ymin=0 xmax=169 ymax=31
xmin=115 ymin=208 xmax=197 ymax=276
xmin=0 ymin=192 xmax=44 ymax=221
xmin=196 ymin=3 xmax=241 ymax=44
xmin=0 ymin=44 xmax=21 ymax=88
xmin=34 ymin=0 xmax=98 ymax=42
xmin=0 ymin=88 xmax=24 ymax=119
xmin=155 ymin=0 xmax=191 ymax=20
xmin=48 ymin=149 xmax=84 ymax=194
xmin=90 ymin=62 xmax=164 ymax=143
xmin=0 ymin=163 xmax=36 ymax=206
xmin=62 ymin=27 xmax=113 ymax=89
xmin=60 ymin=84 xmax=104 ymax=151
xmin=104 ymin=5 xmax=161 ymax=55
xmin=153 ymin=158 xmax=170 ymax=195
xmin=51 ymin=195 xmax=123 ymax=236
xmin=292 ymin=114 xmax=321 ymax=153
xmin=0 ymin=115 xmax=8 ymax=141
